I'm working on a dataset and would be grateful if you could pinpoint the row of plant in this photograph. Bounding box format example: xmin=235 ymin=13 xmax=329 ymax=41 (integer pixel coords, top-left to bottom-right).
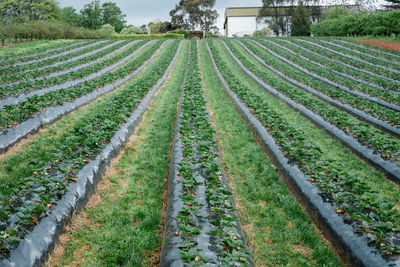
xmin=198 ymin=40 xmax=344 ymax=266
xmin=316 ymin=39 xmax=400 ymax=71
xmin=240 ymin=39 xmax=400 ymax=132
xmin=0 ymin=40 xmax=129 ymax=84
xmin=272 ymin=38 xmax=399 ymax=93
xmin=223 ymin=40 xmax=400 ymax=168
xmin=327 ymin=39 xmax=400 ymax=65
xmin=0 ymin=39 xmax=180 ymax=259
xmin=0 ymin=40 xmax=147 ymax=98
xmin=115 ymin=33 xmax=184 ymax=39
xmin=0 ymin=40 xmax=163 ymax=132
xmin=291 ymin=38 xmax=400 ymax=81
xmin=163 ymin=39 xmax=252 ymax=266
xmin=256 ymin=39 xmax=400 ymax=110
xmin=344 ymin=39 xmax=400 ymax=57
xmin=48 ymin=41 xmax=189 ymax=266
xmin=207 ymin=39 xmax=400 ymax=256
xmin=0 ymin=40 xmax=106 ymax=75
xmin=268 ymin=38 xmax=400 ymax=106
xmin=0 ymin=40 xmax=87 ymax=66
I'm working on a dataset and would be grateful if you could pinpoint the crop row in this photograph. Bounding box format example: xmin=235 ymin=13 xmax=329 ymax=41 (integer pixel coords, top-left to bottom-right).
xmin=338 ymin=39 xmax=400 ymax=59
xmin=254 ymin=39 xmax=400 ymax=111
xmin=0 ymin=40 xmax=128 ymax=85
xmin=240 ymin=39 xmax=400 ymax=134
xmin=0 ymin=40 xmax=106 ymax=75
xmin=317 ymin=39 xmax=400 ymax=70
xmin=161 ymin=39 xmax=252 ymax=266
xmin=268 ymin=38 xmax=400 ymax=100
xmin=0 ymin=39 xmax=181 ymax=259
xmin=222 ymin=40 xmax=400 ymax=183
xmin=0 ymin=40 xmax=163 ymax=154
xmin=333 ymin=39 xmax=400 ymax=63
xmin=0 ymin=40 xmax=148 ymax=100
xmin=291 ymin=38 xmax=400 ymax=81
xmin=285 ymin=38 xmax=400 ymax=92
xmin=0 ymin=40 xmax=87 ymax=66
xmin=207 ymin=39 xmax=400 ymax=257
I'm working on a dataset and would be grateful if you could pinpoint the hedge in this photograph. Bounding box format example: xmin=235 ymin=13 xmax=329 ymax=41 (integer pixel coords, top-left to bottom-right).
xmin=311 ymin=10 xmax=400 ymax=37
xmin=115 ymin=33 xmax=184 ymax=39
xmin=0 ymin=20 xmax=116 ymax=46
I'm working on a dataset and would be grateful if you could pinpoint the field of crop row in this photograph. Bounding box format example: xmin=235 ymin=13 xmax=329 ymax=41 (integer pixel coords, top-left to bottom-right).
xmin=0 ymin=37 xmax=398 ymax=266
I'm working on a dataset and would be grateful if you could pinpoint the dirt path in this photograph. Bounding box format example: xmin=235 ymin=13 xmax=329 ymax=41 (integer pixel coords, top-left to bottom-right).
xmin=354 ymin=39 xmax=400 ymax=52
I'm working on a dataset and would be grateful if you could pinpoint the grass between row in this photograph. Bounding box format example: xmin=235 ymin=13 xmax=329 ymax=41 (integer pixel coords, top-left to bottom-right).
xmin=44 ymin=41 xmax=189 ymax=266
xmin=0 ymin=39 xmax=76 ymax=58
xmin=198 ymin=40 xmax=344 ymax=265
xmin=211 ymin=39 xmax=400 ymax=205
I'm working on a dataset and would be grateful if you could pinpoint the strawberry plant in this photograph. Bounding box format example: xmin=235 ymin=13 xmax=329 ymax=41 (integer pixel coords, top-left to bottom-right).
xmin=223 ymin=39 xmax=400 ymax=165
xmin=241 ymin=39 xmax=400 ymax=130
xmin=162 ymin=39 xmax=252 ymax=266
xmin=0 ymin=40 xmax=181 ymax=259
xmin=208 ymin=39 xmax=400 ymax=256
xmin=0 ymin=40 xmax=128 ymax=84
xmin=0 ymin=40 xmax=88 ymax=67
xmin=0 ymin=40 xmax=101 ymax=75
xmin=0 ymin=40 xmax=148 ymax=98
xmin=0 ymin=40 xmax=162 ymax=131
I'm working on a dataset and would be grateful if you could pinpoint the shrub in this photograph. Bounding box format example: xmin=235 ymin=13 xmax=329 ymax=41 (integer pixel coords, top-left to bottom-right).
xmin=312 ymin=10 xmax=400 ymax=37
xmin=176 ymin=29 xmax=189 ymax=38
xmin=115 ymin=33 xmax=184 ymax=39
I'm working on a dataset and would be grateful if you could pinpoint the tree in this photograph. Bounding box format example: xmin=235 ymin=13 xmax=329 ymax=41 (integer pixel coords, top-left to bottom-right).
xmin=140 ymin=24 xmax=148 ymax=34
xmin=30 ymin=0 xmax=60 ymax=21
xmin=260 ymin=0 xmax=286 ymax=36
xmin=120 ymin=25 xmax=144 ymax=35
xmin=100 ymin=23 xmax=116 ymax=36
xmin=60 ymin=7 xmax=80 ymax=26
xmin=291 ymin=0 xmax=311 ymax=36
xmin=321 ymin=6 xmax=350 ymax=21
xmin=253 ymin=27 xmax=273 ymax=37
xmin=169 ymin=0 xmax=218 ymax=31
xmin=101 ymin=2 xmax=126 ymax=33
xmin=148 ymin=20 xmax=162 ymax=33
xmin=80 ymin=0 xmax=102 ymax=30
xmin=0 ymin=0 xmax=60 ymax=24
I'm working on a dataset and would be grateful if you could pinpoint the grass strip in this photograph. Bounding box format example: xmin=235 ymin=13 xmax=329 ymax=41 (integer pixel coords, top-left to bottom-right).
xmin=292 ymin=38 xmax=399 ymax=80
xmin=0 ymin=40 xmax=160 ymax=131
xmin=0 ymin=40 xmax=128 ymax=84
xmin=207 ymin=39 xmax=400 ymax=256
xmin=0 ymin=40 xmax=180 ymax=258
xmin=47 ymin=40 xmax=189 ymax=267
xmin=199 ymin=40 xmax=344 ymax=266
xmin=269 ymin=38 xmax=400 ymax=99
xmin=0 ymin=40 xmax=100 ymax=75
xmin=0 ymin=40 xmax=81 ymax=63
xmin=223 ymin=39 xmax=400 ymax=166
xmin=243 ymin=39 xmax=400 ymax=129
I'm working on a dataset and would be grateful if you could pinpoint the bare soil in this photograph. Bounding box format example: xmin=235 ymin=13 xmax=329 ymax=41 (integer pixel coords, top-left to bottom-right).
xmin=354 ymin=39 xmax=400 ymax=52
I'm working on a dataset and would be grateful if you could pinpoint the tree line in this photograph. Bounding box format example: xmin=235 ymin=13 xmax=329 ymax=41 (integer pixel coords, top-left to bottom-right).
xmin=0 ymin=0 xmax=221 ymax=45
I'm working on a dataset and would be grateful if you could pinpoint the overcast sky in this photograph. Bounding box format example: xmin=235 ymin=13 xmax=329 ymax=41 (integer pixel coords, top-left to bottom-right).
xmin=58 ymin=0 xmax=389 ymax=34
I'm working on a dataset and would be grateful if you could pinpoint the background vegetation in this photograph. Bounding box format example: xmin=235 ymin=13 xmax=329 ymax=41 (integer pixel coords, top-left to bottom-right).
xmin=311 ymin=9 xmax=400 ymax=37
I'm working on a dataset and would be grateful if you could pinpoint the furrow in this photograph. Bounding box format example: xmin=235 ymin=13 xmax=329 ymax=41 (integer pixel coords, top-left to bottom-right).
xmin=0 ymin=40 xmax=151 ymax=109
xmin=0 ymin=40 xmax=165 ymax=153
xmin=223 ymin=40 xmax=400 ymax=184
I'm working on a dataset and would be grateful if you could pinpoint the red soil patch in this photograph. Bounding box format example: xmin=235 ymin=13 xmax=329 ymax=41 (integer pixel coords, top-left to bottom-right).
xmin=354 ymin=39 xmax=400 ymax=52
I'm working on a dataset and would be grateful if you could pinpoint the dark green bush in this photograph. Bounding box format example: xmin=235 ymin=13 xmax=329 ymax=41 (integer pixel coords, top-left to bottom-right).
xmin=311 ymin=10 xmax=400 ymax=37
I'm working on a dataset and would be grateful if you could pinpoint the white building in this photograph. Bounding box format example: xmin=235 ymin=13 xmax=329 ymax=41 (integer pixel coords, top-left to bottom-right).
xmin=224 ymin=7 xmax=267 ymax=37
